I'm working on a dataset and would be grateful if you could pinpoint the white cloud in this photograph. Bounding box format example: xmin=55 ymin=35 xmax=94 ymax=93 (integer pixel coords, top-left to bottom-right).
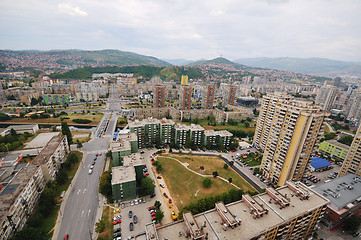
xmin=58 ymin=3 xmax=88 ymax=17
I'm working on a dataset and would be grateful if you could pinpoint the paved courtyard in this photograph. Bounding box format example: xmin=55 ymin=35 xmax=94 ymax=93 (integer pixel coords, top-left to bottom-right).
xmin=25 ymin=132 xmax=59 ymax=149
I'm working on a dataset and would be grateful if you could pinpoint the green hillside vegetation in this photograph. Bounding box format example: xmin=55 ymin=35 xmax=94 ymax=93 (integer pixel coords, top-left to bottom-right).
xmin=50 ymin=65 xmax=204 ymax=81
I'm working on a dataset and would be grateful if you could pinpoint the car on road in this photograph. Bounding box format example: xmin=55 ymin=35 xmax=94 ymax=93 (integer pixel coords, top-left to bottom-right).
xmin=129 ymin=222 xmax=134 ymax=231
xmin=160 ymin=183 xmax=165 ymax=188
xmin=96 ymin=153 xmax=99 ymax=156
xmin=88 ymin=169 xmax=93 ymax=175
xmin=90 ymin=165 xmax=94 ymax=169
xmin=150 ymin=193 xmax=156 ymax=198
xmin=129 ymin=210 xmax=133 ymax=218
xmin=64 ymin=234 xmax=69 ymax=240
xmin=133 ymin=215 xmax=138 ymax=224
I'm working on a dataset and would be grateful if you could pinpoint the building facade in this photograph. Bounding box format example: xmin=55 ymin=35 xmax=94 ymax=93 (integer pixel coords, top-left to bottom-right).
xmin=339 ymin=125 xmax=361 ymax=176
xmin=201 ymin=84 xmax=216 ymax=109
xmin=179 ymin=85 xmax=193 ymax=110
xmin=315 ymin=85 xmax=338 ymax=111
xmin=259 ymin=99 xmax=329 ymax=186
xmin=319 ymin=140 xmax=350 ymax=162
xmin=181 ymin=75 xmax=188 ymax=85
xmin=222 ymin=84 xmax=237 ymax=107
xmin=153 ymin=85 xmax=166 ymax=108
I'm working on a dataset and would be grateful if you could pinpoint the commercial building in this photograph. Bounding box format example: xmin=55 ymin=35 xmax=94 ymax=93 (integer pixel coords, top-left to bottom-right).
xmin=181 ymin=75 xmax=188 ymax=85
xmin=31 ymin=135 xmax=69 ymax=182
xmin=137 ymin=181 xmax=329 ymax=240
xmin=258 ymin=99 xmax=329 ymax=186
xmin=319 ymin=139 xmax=350 ymax=161
xmin=339 ymin=125 xmax=361 ymax=176
xmin=5 ymin=124 xmax=39 ymax=135
xmin=153 ymin=85 xmax=166 ymax=108
xmin=222 ymin=84 xmax=237 ymax=107
xmin=313 ymin=174 xmax=361 ymax=229
xmin=0 ymin=165 xmax=46 ymax=240
xmin=315 ymin=85 xmax=338 ymax=111
xmin=201 ymin=84 xmax=216 ymax=109
xmin=253 ymin=92 xmax=292 ymax=151
xmin=179 ymin=85 xmax=193 ymax=110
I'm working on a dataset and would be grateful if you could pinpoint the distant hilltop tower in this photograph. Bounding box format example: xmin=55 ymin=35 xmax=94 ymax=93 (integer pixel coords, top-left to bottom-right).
xmin=181 ymin=75 xmax=188 ymax=85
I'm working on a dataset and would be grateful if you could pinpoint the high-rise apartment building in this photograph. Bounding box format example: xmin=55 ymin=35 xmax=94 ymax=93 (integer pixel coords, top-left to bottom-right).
xmin=344 ymin=88 xmax=361 ymax=122
xmin=339 ymin=125 xmax=361 ymax=176
xmin=222 ymin=84 xmax=237 ymax=107
xmin=315 ymin=85 xmax=338 ymax=111
xmin=201 ymin=84 xmax=216 ymax=109
xmin=258 ymin=99 xmax=329 ymax=186
xmin=181 ymin=75 xmax=188 ymax=85
xmin=253 ymin=92 xmax=292 ymax=151
xmin=153 ymin=85 xmax=165 ymax=108
xmin=179 ymin=85 xmax=193 ymax=110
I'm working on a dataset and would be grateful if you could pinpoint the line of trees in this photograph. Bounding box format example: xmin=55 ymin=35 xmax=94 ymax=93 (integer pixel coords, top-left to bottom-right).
xmin=0 ymin=129 xmax=32 ymax=152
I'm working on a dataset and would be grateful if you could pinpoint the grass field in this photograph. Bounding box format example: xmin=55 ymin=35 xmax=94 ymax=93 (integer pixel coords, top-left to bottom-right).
xmin=157 ymin=154 xmax=255 ymax=209
xmin=71 ymin=131 xmax=91 ymax=143
xmin=96 ymin=206 xmax=113 ymax=240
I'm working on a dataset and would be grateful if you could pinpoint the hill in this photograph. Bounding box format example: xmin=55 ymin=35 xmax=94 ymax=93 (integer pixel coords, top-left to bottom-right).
xmin=188 ymin=57 xmax=250 ymax=70
xmin=162 ymin=58 xmax=194 ymax=66
xmin=234 ymin=57 xmax=361 ymax=75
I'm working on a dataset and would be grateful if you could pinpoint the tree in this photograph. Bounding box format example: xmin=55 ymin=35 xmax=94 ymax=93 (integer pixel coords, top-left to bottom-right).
xmin=76 ymin=139 xmax=83 ymax=149
xmin=228 ymin=178 xmax=233 ymax=183
xmin=212 ymin=171 xmax=218 ymax=177
xmin=99 ymin=171 xmax=113 ymax=201
xmin=13 ymin=227 xmax=47 ymax=240
xmin=324 ymin=132 xmax=336 ymax=140
xmin=223 ymin=164 xmax=229 ymax=169
xmin=202 ymin=178 xmax=212 ymax=188
xmin=338 ymin=135 xmax=354 ymax=146
xmin=10 ymin=128 xmax=17 ymax=136
xmin=52 ymin=125 xmax=57 ymax=132
xmin=169 ymin=147 xmax=173 ymax=153
xmin=0 ymin=112 xmax=11 ymax=121
xmin=56 ymin=168 xmax=68 ymax=185
xmin=155 ymin=210 xmax=164 ymax=222
xmin=138 ymin=177 xmax=155 ymax=196
xmin=343 ymin=215 xmax=361 ymax=232
xmin=61 ymin=121 xmax=73 ymax=146
xmin=95 ymin=214 xmax=107 ymax=233
xmin=154 ymin=200 xmax=161 ymax=209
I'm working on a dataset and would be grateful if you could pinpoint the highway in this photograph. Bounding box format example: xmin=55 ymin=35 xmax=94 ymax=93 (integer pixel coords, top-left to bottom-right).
xmin=55 ymin=107 xmax=118 ymax=240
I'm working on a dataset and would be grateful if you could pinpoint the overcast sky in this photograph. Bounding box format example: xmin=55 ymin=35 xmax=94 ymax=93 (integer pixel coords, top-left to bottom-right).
xmin=1 ymin=0 xmax=361 ymax=62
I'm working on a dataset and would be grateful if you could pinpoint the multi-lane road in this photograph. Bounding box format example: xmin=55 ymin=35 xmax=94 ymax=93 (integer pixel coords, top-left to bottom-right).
xmin=54 ymin=112 xmax=118 ymax=240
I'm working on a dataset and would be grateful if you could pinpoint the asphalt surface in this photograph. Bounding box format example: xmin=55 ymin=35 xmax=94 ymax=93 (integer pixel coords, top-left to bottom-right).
xmin=55 ymin=111 xmax=118 ymax=240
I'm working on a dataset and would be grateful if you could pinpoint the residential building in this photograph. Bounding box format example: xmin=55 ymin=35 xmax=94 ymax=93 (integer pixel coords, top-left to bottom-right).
xmin=75 ymin=92 xmax=99 ymax=102
xmin=112 ymin=165 xmax=137 ymax=202
xmin=160 ymin=119 xmax=175 ymax=144
xmin=0 ymin=165 xmax=46 ymax=240
xmin=222 ymin=84 xmax=237 ymax=107
xmin=129 ymin=118 xmax=161 ymax=148
xmin=253 ymin=92 xmax=292 ymax=151
xmin=137 ymin=181 xmax=329 ymax=240
xmin=179 ymin=85 xmax=193 ymax=110
xmin=344 ymin=88 xmax=361 ymax=122
xmin=135 ymin=107 xmax=170 ymax=120
xmin=201 ymin=84 xmax=216 ymax=109
xmin=173 ymin=124 xmax=204 ymax=147
xmin=204 ymin=130 xmax=233 ymax=148
xmin=111 ymin=133 xmax=138 ymax=166
xmin=31 ymin=135 xmax=69 ymax=182
xmin=313 ymin=174 xmax=361 ymax=229
xmin=43 ymin=94 xmax=70 ymax=105
xmin=315 ymin=85 xmax=338 ymax=111
xmin=153 ymin=85 xmax=166 ymax=108
xmin=181 ymin=75 xmax=188 ymax=85
xmin=319 ymin=140 xmax=350 ymax=162
xmin=339 ymin=125 xmax=361 ymax=176
xmin=259 ymin=99 xmax=330 ymax=186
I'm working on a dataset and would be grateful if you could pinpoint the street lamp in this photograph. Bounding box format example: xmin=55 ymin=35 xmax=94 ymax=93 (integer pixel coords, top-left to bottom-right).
xmin=5 ymin=145 xmax=9 ymax=152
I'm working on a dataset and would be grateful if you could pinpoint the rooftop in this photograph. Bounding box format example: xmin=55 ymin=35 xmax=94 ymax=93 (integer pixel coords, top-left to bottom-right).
xmin=111 ymin=166 xmax=136 ymax=185
xmin=123 ymin=153 xmax=143 ymax=167
xmin=129 ymin=118 xmax=161 ymax=128
xmin=0 ymin=165 xmax=39 ymax=224
xmin=174 ymin=123 xmax=204 ymax=131
xmin=6 ymin=124 xmax=37 ymax=131
xmin=204 ymin=130 xmax=232 ymax=137
xmin=311 ymin=157 xmax=332 ymax=169
xmin=313 ymin=174 xmax=361 ymax=211
xmin=325 ymin=139 xmax=350 ymax=150
xmin=139 ymin=181 xmax=329 ymax=240
xmin=32 ymin=135 xmax=65 ymax=166
xmin=110 ymin=138 xmax=131 ymax=152
xmin=160 ymin=118 xmax=175 ymax=125
xmin=118 ymin=132 xmax=137 ymax=142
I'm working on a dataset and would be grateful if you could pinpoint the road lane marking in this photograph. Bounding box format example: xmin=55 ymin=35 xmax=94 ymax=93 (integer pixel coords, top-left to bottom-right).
xmin=88 ymin=209 xmax=91 ymax=216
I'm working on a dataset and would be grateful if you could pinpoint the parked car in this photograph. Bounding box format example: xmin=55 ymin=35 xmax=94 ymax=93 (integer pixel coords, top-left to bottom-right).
xmin=113 ymin=208 xmax=120 ymax=213
xmin=135 ymin=199 xmax=138 ymax=205
xmin=130 ymin=222 xmax=134 ymax=231
xmin=160 ymin=183 xmax=165 ymax=188
xmin=157 ymin=176 xmax=162 ymax=179
xmin=88 ymin=169 xmax=93 ymax=175
xmin=133 ymin=215 xmax=138 ymax=224
xmin=121 ymin=202 xmax=125 ymax=208
xmin=130 ymin=200 xmax=134 ymax=206
xmin=113 ymin=232 xmax=121 ymax=238
xmin=114 ymin=228 xmax=121 ymax=233
xmin=150 ymin=193 xmax=156 ymax=198
xmin=142 ymin=197 xmax=146 ymax=203
xmin=64 ymin=234 xmax=69 ymax=240
xmin=129 ymin=210 xmax=133 ymax=218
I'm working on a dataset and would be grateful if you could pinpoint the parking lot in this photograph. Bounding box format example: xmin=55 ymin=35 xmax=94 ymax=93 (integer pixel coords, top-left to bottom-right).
xmin=304 ymin=164 xmax=341 ymax=187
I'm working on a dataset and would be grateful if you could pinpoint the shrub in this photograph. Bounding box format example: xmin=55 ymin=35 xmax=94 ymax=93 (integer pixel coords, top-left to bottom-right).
xmin=202 ymin=178 xmax=212 ymax=188
xmin=72 ymin=118 xmax=92 ymax=124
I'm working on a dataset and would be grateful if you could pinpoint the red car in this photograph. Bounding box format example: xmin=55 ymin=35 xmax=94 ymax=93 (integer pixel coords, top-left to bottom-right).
xmin=151 ymin=212 xmax=156 ymax=216
xmin=152 ymin=216 xmax=156 ymax=221
xmin=95 ymin=153 xmax=99 ymax=156
xmin=148 ymin=206 xmax=155 ymax=211
xmin=231 ymin=150 xmax=236 ymax=152
xmin=144 ymin=173 xmax=149 ymax=177
xmin=113 ymin=219 xmax=121 ymax=225
xmin=169 ymin=199 xmax=172 ymax=204
xmin=64 ymin=234 xmax=69 ymax=240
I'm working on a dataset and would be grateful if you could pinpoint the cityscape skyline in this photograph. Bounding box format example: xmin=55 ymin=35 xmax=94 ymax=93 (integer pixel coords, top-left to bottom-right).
xmin=1 ymin=0 xmax=361 ymax=62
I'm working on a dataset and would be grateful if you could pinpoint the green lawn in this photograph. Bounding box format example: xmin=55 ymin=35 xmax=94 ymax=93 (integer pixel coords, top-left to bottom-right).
xmin=241 ymin=153 xmax=262 ymax=166
xmin=96 ymin=206 xmax=113 ymax=240
xmin=157 ymin=154 xmax=255 ymax=209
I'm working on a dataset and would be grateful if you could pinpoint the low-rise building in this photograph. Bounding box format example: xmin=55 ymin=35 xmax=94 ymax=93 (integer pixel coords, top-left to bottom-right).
xmin=111 ymin=165 xmax=137 ymax=202
xmin=5 ymin=124 xmax=39 ymax=135
xmin=319 ymin=140 xmax=350 ymax=161
xmin=0 ymin=165 xmax=46 ymax=240
xmin=313 ymin=174 xmax=361 ymax=229
xmin=31 ymin=135 xmax=69 ymax=182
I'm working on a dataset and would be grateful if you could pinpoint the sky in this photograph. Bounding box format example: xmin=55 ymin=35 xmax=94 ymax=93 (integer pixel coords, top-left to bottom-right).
xmin=1 ymin=0 xmax=361 ymax=62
